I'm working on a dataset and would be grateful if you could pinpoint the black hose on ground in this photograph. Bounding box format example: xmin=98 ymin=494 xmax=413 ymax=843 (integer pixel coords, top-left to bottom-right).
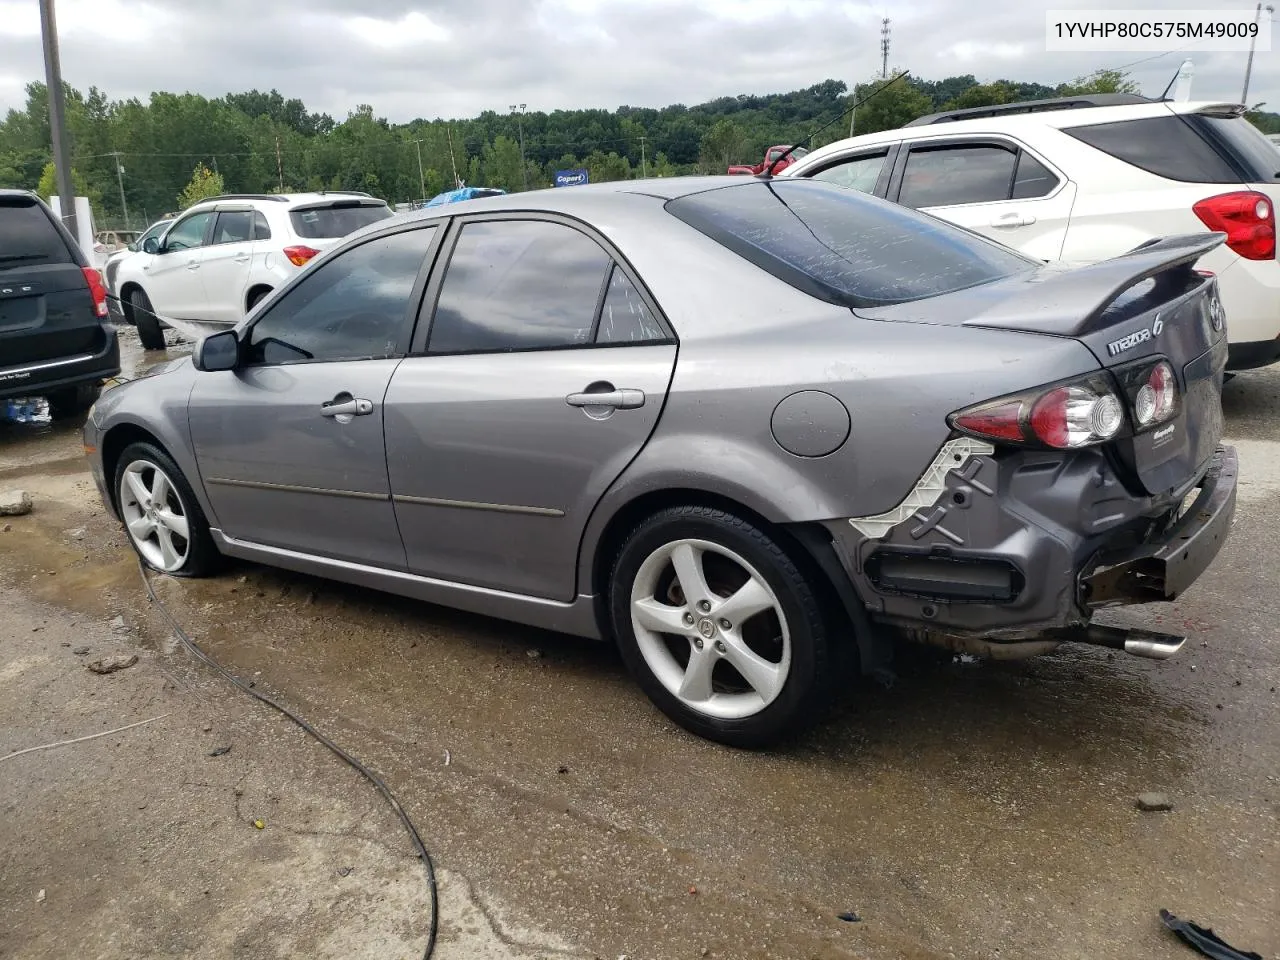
xmin=135 ymin=559 xmax=439 ymax=958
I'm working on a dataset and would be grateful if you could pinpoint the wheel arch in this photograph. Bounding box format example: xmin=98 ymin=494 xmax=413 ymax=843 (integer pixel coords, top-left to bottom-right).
xmin=586 ymin=486 xmax=878 ymax=671
xmin=245 ymin=284 xmax=273 ymax=313
xmin=100 ymin=422 xmax=169 ymax=513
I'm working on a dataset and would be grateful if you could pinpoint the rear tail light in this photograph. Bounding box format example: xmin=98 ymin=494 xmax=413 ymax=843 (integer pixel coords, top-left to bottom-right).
xmin=1192 ymin=191 xmax=1275 ymax=261
xmin=283 ymin=245 xmax=320 ymax=267
xmin=952 ymin=361 xmax=1184 ymax=448
xmin=82 ymin=267 xmax=109 ymax=320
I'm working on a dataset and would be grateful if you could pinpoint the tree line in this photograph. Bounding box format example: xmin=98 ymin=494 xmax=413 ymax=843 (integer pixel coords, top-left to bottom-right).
xmin=2 ymin=69 xmax=1277 ymax=229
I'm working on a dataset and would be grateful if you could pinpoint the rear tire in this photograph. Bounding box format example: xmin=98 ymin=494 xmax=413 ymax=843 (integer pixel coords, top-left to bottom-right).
xmin=46 ymin=382 xmax=101 ymax=419
xmin=609 ymin=505 xmax=835 ymax=747
xmin=129 ymin=288 xmax=166 ymax=351
xmin=114 ymin=441 xmax=220 ymax=577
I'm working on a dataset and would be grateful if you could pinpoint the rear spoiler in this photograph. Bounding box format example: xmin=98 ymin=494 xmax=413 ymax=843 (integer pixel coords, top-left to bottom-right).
xmin=963 ymin=233 xmax=1225 ymax=337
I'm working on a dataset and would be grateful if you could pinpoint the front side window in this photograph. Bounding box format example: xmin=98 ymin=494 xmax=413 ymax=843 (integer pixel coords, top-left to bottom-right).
xmin=211 ymin=211 xmax=253 ymax=244
xmin=245 ymin=227 xmax=435 ymax=365
xmin=808 ymin=151 xmax=889 ymax=194
xmin=899 ymin=144 xmax=1018 ymax=208
xmin=164 ymin=212 xmax=213 ymax=251
xmin=427 ymin=220 xmax=612 ymax=354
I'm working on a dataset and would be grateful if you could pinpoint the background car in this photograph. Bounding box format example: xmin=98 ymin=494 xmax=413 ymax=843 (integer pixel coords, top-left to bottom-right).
xmin=783 ymin=94 xmax=1280 ymax=371
xmin=1 ymin=189 xmax=119 ymax=417
xmin=113 ymin=191 xmax=393 ymax=349
xmin=85 ymin=177 xmax=1234 ymax=746
xmin=103 ymin=217 xmax=171 ymax=321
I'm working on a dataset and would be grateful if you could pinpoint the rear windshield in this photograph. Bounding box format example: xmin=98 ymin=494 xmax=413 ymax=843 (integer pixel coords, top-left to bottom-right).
xmin=1064 ymin=115 xmax=1242 ymax=183
xmin=0 ymin=196 xmax=76 ymax=266
xmin=665 ymin=179 xmax=1035 ymax=308
xmin=1187 ymin=114 xmax=1280 ymax=183
xmin=288 ymin=203 xmax=393 ymax=239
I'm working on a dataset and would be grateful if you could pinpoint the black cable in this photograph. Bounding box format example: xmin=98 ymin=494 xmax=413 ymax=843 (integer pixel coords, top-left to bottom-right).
xmin=135 ymin=558 xmax=439 ymax=958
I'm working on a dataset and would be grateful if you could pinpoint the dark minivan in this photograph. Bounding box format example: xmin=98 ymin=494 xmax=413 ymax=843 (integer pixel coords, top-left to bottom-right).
xmin=1 ymin=190 xmax=119 ymax=417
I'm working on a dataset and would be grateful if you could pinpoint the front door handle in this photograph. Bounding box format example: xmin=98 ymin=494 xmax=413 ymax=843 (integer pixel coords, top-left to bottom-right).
xmin=991 ymin=211 xmax=1036 ymax=228
xmin=566 ymin=387 xmax=646 ymax=410
xmin=233 ymin=254 xmax=251 ymax=263
xmin=186 ymin=258 xmax=200 ymax=270
xmin=320 ymin=394 xmax=374 ymax=422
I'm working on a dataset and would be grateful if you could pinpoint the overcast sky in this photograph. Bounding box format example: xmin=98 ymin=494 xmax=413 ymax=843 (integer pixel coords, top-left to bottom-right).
xmin=0 ymin=0 xmax=1275 ymax=123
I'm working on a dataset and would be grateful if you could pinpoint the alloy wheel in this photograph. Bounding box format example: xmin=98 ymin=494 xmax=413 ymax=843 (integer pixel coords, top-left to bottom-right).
xmin=630 ymin=538 xmax=791 ymax=720
xmin=119 ymin=459 xmax=191 ymax=572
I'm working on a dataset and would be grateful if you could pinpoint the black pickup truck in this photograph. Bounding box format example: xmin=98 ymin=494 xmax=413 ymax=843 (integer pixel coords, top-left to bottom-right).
xmin=0 ymin=190 xmax=120 ymax=418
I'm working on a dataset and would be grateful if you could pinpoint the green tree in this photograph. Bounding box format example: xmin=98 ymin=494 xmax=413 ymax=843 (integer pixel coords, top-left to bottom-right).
xmin=942 ymin=81 xmax=1019 ymax=111
xmin=177 ymin=162 xmax=225 ymax=209
xmin=36 ymin=161 xmax=102 ymax=219
xmin=1056 ymin=69 xmax=1140 ymax=96
xmin=849 ymin=74 xmax=933 ymax=135
xmin=699 ymin=118 xmax=748 ymax=173
xmin=584 ymin=150 xmax=632 ymax=183
xmin=482 ymin=135 xmax=525 ymax=192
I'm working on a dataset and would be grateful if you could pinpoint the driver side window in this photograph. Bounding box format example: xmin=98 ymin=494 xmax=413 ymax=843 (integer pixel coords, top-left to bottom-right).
xmin=245 ymin=227 xmax=436 ymax=366
xmin=164 ymin=212 xmax=213 ymax=251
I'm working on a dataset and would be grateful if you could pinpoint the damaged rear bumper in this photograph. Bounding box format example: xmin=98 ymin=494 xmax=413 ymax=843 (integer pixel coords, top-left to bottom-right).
xmin=824 ymin=442 xmax=1238 ymax=640
xmin=1081 ymin=445 xmax=1237 ymax=606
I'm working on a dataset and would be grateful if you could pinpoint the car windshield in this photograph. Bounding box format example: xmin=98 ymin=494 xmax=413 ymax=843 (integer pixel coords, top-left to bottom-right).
xmin=666 ymin=179 xmax=1036 ymax=308
xmin=289 ymin=203 xmax=394 ymax=239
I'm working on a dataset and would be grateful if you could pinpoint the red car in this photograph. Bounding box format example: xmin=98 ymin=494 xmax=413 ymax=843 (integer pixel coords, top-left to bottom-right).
xmin=727 ymin=145 xmax=809 ymax=176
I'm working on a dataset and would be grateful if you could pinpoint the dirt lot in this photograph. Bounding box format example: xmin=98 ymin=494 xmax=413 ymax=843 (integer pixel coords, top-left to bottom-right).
xmin=1 ymin=325 xmax=1278 ymax=960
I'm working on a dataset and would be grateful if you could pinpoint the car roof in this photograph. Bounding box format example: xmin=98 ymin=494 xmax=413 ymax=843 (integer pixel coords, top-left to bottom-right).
xmin=185 ymin=191 xmax=387 ymax=212
xmin=786 ymin=100 xmax=1247 ymax=170
xmin=0 ymin=188 xmax=39 ymax=200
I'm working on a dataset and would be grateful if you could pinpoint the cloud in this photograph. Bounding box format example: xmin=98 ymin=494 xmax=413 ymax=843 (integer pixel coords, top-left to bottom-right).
xmin=0 ymin=0 xmax=1274 ymax=122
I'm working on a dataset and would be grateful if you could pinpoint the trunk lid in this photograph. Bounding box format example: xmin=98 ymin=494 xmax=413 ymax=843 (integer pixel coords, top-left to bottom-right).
xmin=0 ymin=194 xmax=103 ymax=369
xmin=859 ymin=233 xmax=1229 ymax=496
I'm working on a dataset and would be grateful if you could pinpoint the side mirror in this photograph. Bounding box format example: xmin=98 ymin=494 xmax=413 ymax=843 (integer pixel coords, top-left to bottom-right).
xmin=142 ymin=236 xmax=160 ymax=255
xmin=193 ymin=330 xmax=240 ymax=372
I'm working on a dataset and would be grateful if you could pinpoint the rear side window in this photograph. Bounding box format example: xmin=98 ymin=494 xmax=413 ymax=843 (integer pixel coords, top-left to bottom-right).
xmin=1012 ymin=152 xmax=1059 ymax=199
xmin=597 ymin=265 xmax=665 ymax=343
xmin=211 ymin=211 xmax=253 ymax=244
xmin=252 ymin=211 xmax=272 ymax=240
xmin=899 ymin=144 xmax=1018 ymax=208
xmin=0 ymin=197 xmax=75 ymax=266
xmin=428 ymin=220 xmax=612 ymax=354
xmin=1064 ymin=116 xmax=1241 ymax=183
xmin=289 ymin=203 xmax=393 ymax=239
xmin=666 ymin=179 xmax=1035 ymax=308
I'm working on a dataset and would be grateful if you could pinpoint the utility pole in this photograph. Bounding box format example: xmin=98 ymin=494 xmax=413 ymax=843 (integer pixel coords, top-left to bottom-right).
xmin=1242 ymin=3 xmax=1274 ymax=105
xmin=640 ymin=136 xmax=648 ymax=178
xmin=39 ymin=0 xmax=76 ymax=238
xmin=446 ymin=124 xmax=461 ymax=188
xmin=509 ymin=103 xmax=528 ymax=192
xmin=274 ymin=136 xmax=284 ymax=193
xmin=412 ymin=139 xmax=427 ymax=201
xmin=880 ymin=18 xmax=891 ymax=79
xmin=111 ymin=151 xmax=130 ymax=229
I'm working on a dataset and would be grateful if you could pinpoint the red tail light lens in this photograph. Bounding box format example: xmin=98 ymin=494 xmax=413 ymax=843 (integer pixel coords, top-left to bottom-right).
xmin=951 ymin=375 xmax=1126 ymax=449
xmin=1192 ymin=191 xmax=1275 ymax=261
xmin=81 ymin=267 xmax=109 ymax=319
xmin=283 ymin=245 xmax=320 ymax=267
xmin=1114 ymin=358 xmax=1181 ymax=433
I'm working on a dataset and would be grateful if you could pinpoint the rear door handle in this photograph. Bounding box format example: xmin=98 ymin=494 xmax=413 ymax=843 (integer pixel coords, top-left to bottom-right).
xmin=991 ymin=211 xmax=1036 ymax=228
xmin=185 ymin=258 xmax=200 ymax=270
xmin=566 ymin=388 xmax=645 ymax=409
xmin=233 ymin=255 xmax=251 ymax=263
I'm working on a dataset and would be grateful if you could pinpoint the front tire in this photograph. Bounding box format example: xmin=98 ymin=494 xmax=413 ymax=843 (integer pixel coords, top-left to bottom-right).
xmin=609 ymin=506 xmax=834 ymax=747
xmin=128 ymin=288 xmax=166 ymax=351
xmin=114 ymin=441 xmax=220 ymax=577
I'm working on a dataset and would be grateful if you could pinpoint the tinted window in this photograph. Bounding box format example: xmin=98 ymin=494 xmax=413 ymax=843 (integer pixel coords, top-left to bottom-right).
xmin=808 ymin=151 xmax=888 ymax=194
xmin=1012 ymin=152 xmax=1059 ymax=199
xmin=211 ymin=211 xmax=253 ymax=244
xmin=597 ymin=266 xmax=665 ymax=344
xmin=666 ymin=179 xmax=1034 ymax=308
xmin=899 ymin=144 xmax=1017 ymax=207
xmin=138 ymin=221 xmax=171 ymax=246
xmin=245 ymin=227 xmax=434 ymax=365
xmin=164 ymin=212 xmax=213 ymax=251
xmin=1188 ymin=115 xmax=1280 ymax=183
xmin=252 ymin=211 xmax=272 ymax=240
xmin=428 ymin=220 xmax=612 ymax=354
xmin=0 ymin=196 xmax=75 ymax=265
xmin=1064 ymin=116 xmax=1240 ymax=183
xmin=289 ymin=203 xmax=393 ymax=239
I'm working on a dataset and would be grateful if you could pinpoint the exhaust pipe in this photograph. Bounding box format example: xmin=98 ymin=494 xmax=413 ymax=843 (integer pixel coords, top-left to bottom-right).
xmin=1050 ymin=624 xmax=1187 ymax=660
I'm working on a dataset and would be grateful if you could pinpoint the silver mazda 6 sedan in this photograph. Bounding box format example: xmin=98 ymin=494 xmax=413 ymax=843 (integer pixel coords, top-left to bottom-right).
xmin=85 ymin=177 xmax=1237 ymax=746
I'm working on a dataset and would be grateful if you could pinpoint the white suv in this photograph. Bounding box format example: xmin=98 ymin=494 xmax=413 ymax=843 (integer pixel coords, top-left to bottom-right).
xmin=784 ymin=95 xmax=1280 ymax=371
xmin=116 ymin=192 xmax=393 ymax=349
